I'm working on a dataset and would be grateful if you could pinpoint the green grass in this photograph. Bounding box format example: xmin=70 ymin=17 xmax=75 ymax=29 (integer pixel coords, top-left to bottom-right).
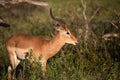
xmin=0 ymin=0 xmax=120 ymax=80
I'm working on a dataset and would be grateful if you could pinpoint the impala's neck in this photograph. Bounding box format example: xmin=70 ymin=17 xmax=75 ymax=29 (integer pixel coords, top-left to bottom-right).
xmin=45 ymin=32 xmax=65 ymax=59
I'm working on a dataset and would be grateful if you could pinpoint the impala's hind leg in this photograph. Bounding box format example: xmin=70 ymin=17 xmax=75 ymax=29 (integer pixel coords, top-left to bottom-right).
xmin=8 ymin=65 xmax=12 ymax=80
xmin=7 ymin=49 xmax=20 ymax=80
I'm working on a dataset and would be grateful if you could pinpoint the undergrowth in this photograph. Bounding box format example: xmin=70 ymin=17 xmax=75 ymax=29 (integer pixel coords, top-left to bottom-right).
xmin=0 ymin=0 xmax=120 ymax=80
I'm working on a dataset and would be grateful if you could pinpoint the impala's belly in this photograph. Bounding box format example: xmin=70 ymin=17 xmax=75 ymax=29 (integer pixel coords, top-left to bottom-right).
xmin=15 ymin=48 xmax=30 ymax=60
xmin=15 ymin=47 xmax=43 ymax=60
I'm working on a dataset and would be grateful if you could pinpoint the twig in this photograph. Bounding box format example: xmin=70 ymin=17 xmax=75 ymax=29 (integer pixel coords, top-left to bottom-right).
xmin=25 ymin=0 xmax=48 ymax=7
xmin=102 ymin=33 xmax=119 ymax=40
xmin=89 ymin=7 xmax=100 ymax=22
xmin=110 ymin=21 xmax=119 ymax=29
xmin=105 ymin=20 xmax=119 ymax=29
xmin=11 ymin=0 xmax=48 ymax=7
xmin=0 ymin=0 xmax=48 ymax=7
xmin=81 ymin=0 xmax=89 ymax=42
xmin=81 ymin=0 xmax=87 ymax=21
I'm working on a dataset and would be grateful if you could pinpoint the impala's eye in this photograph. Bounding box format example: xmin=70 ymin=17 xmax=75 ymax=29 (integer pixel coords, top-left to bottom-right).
xmin=56 ymin=23 xmax=60 ymax=26
xmin=66 ymin=32 xmax=70 ymax=35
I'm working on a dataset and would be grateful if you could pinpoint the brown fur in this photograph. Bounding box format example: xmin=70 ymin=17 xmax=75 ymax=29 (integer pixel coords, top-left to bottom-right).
xmin=6 ymin=26 xmax=78 ymax=79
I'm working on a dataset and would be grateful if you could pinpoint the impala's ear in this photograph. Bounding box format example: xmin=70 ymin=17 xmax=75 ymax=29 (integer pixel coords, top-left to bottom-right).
xmin=55 ymin=26 xmax=65 ymax=32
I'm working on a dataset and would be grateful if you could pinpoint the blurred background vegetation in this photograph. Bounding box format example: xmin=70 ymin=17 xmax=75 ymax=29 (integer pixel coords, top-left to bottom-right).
xmin=0 ymin=0 xmax=120 ymax=80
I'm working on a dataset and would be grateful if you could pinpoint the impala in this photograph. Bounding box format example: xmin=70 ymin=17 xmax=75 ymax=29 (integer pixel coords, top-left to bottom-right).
xmin=6 ymin=8 xmax=78 ymax=79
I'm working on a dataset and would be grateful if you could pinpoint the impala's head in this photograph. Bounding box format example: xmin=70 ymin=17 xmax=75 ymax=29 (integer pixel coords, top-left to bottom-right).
xmin=50 ymin=8 xmax=78 ymax=45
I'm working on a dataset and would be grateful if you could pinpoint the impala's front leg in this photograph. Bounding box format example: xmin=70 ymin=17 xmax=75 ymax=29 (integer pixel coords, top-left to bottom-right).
xmin=40 ymin=59 xmax=47 ymax=76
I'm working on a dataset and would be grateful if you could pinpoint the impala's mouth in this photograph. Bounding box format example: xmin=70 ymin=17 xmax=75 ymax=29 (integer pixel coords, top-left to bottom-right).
xmin=73 ymin=41 xmax=78 ymax=45
xmin=75 ymin=41 xmax=79 ymax=44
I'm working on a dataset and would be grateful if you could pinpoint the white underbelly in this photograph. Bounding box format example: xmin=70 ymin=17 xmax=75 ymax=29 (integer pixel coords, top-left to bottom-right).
xmin=15 ymin=48 xmax=30 ymax=60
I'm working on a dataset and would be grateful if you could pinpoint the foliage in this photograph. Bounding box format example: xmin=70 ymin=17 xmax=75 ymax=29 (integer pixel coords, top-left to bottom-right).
xmin=0 ymin=0 xmax=120 ymax=80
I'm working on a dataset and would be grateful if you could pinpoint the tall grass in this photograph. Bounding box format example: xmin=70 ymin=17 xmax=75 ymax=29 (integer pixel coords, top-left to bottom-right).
xmin=0 ymin=0 xmax=120 ymax=80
